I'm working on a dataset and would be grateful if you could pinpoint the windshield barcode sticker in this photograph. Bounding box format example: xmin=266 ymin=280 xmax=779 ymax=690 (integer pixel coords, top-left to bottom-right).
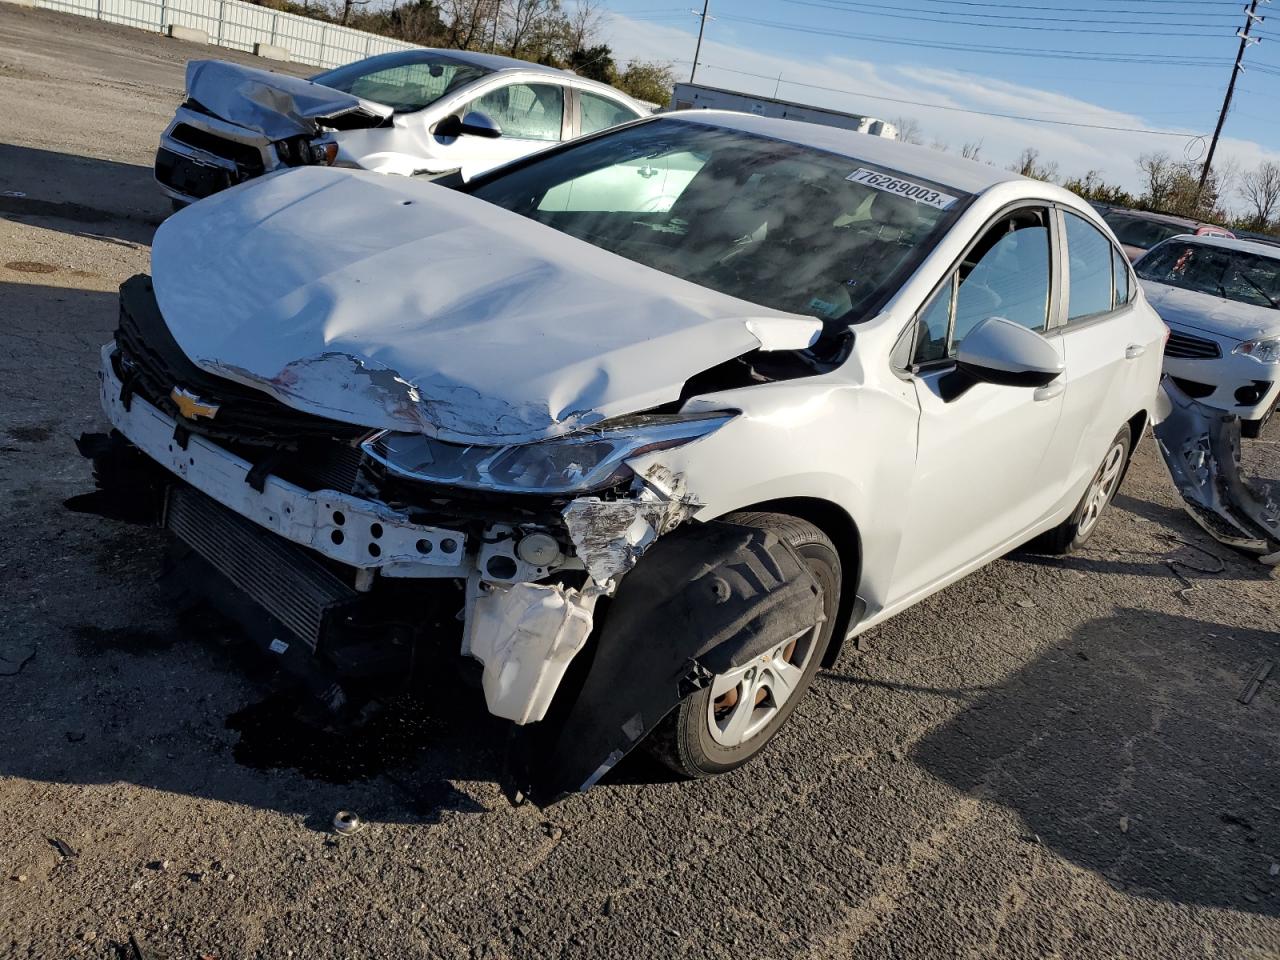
xmin=846 ymin=168 xmax=958 ymax=210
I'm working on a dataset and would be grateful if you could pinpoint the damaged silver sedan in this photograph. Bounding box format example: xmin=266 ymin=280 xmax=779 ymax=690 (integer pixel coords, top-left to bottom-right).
xmin=82 ymin=113 xmax=1165 ymax=802
xmin=155 ymin=51 xmax=647 ymax=207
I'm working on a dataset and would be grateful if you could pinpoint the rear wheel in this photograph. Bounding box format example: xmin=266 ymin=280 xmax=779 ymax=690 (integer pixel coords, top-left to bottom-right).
xmin=1027 ymin=427 xmax=1131 ymax=555
xmin=645 ymin=513 xmax=841 ymax=778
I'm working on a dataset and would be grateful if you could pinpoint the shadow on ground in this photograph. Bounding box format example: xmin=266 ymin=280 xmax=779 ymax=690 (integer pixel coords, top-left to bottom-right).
xmin=0 ymin=144 xmax=165 ymax=245
xmin=910 ymin=607 xmax=1280 ymax=916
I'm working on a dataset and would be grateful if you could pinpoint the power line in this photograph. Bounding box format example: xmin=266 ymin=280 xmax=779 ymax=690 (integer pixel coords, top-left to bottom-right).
xmin=698 ymin=62 xmax=1205 ymax=137
xmin=1198 ymin=0 xmax=1267 ymax=197
xmin=712 ymin=13 xmax=1230 ymax=66
xmin=910 ymin=0 xmax=1243 ymax=8
xmin=779 ymin=0 xmax=1239 ymax=31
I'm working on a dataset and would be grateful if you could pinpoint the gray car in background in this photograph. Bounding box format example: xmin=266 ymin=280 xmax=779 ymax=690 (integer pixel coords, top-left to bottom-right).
xmin=155 ymin=49 xmax=648 ymax=206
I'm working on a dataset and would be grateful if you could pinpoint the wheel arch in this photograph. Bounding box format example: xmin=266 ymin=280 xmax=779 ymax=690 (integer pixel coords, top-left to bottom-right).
xmin=1127 ymin=409 xmax=1149 ymax=450
xmin=729 ymin=495 xmax=864 ymax=669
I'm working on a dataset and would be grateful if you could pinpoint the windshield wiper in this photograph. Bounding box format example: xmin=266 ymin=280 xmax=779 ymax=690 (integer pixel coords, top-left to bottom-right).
xmin=1237 ymin=269 xmax=1280 ymax=309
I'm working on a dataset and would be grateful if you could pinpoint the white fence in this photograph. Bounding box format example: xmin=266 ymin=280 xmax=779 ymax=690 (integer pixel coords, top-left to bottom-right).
xmin=28 ymin=0 xmax=420 ymax=68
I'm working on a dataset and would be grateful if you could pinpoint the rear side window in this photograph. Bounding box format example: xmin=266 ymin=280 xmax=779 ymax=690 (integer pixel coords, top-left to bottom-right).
xmin=580 ymin=91 xmax=639 ymax=136
xmin=1113 ymin=247 xmax=1131 ymax=305
xmin=1064 ymin=212 xmax=1114 ymax=321
xmin=469 ymin=82 xmax=564 ymax=141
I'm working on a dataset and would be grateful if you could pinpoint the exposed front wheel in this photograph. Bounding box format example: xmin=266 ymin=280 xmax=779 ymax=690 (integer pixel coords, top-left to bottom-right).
xmin=1027 ymin=427 xmax=1132 ymax=555
xmin=645 ymin=513 xmax=841 ymax=778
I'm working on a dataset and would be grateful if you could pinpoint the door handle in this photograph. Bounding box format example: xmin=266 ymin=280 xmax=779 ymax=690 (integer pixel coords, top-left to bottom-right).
xmin=1033 ymin=380 xmax=1065 ymax=402
xmin=1125 ymin=344 xmax=1146 ymax=360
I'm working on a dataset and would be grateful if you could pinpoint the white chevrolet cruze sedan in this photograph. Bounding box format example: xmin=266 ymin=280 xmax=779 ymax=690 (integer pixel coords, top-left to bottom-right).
xmin=1136 ymin=234 xmax=1280 ymax=437
xmin=84 ymin=112 xmax=1165 ymax=802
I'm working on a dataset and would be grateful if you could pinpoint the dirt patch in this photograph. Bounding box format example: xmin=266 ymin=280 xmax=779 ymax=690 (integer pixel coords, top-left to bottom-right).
xmin=74 ymin=623 xmax=174 ymax=655
xmin=4 ymin=260 xmax=57 ymax=273
xmin=7 ymin=424 xmax=52 ymax=443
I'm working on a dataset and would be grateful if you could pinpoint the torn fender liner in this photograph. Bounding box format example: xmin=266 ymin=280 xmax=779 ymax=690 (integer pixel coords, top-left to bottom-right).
xmin=1153 ymin=379 xmax=1280 ymax=562
xmin=465 ymin=581 xmax=602 ymax=725
xmin=184 ymin=60 xmax=391 ymax=141
xmin=509 ymin=521 xmax=824 ymax=804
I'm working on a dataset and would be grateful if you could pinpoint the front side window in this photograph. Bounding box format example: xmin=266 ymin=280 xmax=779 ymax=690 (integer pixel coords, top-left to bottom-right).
xmin=579 ymin=91 xmax=640 ymax=136
xmin=313 ymin=53 xmax=490 ymax=113
xmin=1136 ymin=241 xmax=1280 ymax=309
xmin=911 ymin=207 xmax=1052 ymax=364
xmin=1064 ymin=211 xmax=1115 ymax=321
xmin=468 ymin=82 xmax=564 ymax=141
xmin=471 ymin=119 xmax=970 ymax=320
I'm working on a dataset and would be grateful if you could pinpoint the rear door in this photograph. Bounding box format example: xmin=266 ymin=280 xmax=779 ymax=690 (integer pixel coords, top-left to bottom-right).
xmin=890 ymin=204 xmax=1068 ymax=603
xmin=1045 ymin=209 xmax=1159 ymax=502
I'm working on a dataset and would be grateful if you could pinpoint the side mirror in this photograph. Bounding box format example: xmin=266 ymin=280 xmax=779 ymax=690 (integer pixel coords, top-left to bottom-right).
xmin=955 ymin=316 xmax=1063 ymax=388
xmin=435 ymin=111 xmax=503 ymax=139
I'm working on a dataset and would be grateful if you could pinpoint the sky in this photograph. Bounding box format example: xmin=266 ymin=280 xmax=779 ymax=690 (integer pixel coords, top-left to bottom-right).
xmin=592 ymin=0 xmax=1280 ymax=209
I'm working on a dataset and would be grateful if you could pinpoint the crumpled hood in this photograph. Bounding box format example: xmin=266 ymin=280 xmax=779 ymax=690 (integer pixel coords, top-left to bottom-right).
xmin=150 ymin=167 xmax=821 ymax=445
xmin=184 ymin=60 xmax=392 ymax=141
xmin=1142 ymin=280 xmax=1280 ymax=342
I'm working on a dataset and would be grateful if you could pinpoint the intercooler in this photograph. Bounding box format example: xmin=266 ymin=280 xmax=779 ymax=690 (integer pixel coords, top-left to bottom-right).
xmin=164 ymin=484 xmax=358 ymax=650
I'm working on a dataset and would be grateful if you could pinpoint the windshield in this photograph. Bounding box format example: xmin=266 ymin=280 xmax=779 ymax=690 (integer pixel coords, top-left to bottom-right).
xmin=312 ymin=53 xmax=490 ymax=113
xmin=1103 ymin=212 xmax=1190 ymax=251
xmin=470 ymin=119 xmax=969 ymax=322
xmin=1137 ymin=241 xmax=1280 ymax=309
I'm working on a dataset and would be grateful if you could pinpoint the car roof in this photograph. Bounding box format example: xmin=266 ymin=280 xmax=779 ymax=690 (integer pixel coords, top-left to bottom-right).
xmin=1157 ymin=233 xmax=1280 ymax=258
xmin=662 ymin=110 xmax=1028 ymax=195
xmin=1104 ymin=208 xmax=1201 ymax=228
xmin=328 ymin=49 xmax=644 ymax=105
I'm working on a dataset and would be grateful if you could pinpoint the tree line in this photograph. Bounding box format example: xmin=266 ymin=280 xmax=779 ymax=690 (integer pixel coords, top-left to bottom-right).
xmin=893 ymin=116 xmax=1280 ymax=236
xmin=250 ymin=0 xmax=677 ymax=105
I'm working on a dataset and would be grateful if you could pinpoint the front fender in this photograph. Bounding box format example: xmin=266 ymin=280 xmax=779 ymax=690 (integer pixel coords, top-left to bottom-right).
xmin=506 ymin=519 xmax=824 ymax=805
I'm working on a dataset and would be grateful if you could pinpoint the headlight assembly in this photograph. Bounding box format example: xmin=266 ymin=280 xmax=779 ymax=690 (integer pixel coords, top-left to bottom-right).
xmin=361 ymin=413 xmax=735 ymax=495
xmin=1233 ymin=337 xmax=1280 ymax=364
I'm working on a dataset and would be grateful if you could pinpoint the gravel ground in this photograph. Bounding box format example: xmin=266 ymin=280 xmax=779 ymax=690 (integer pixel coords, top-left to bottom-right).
xmin=1 ymin=6 xmax=1279 ymax=958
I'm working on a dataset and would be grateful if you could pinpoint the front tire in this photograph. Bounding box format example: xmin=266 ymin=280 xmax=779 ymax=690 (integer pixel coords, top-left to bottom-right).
xmin=645 ymin=513 xmax=841 ymax=779
xmin=1027 ymin=426 xmax=1131 ymax=555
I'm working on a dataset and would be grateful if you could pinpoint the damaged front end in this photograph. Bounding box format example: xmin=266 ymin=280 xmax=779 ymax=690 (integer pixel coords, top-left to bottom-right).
xmin=157 ymin=60 xmax=392 ymax=202
xmin=81 ymin=275 xmax=826 ymax=803
xmin=1153 ymin=378 xmax=1280 ymax=564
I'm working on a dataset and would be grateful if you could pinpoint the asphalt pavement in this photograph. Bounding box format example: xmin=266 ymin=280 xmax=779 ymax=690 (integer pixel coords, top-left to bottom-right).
xmin=1 ymin=6 xmax=1279 ymax=958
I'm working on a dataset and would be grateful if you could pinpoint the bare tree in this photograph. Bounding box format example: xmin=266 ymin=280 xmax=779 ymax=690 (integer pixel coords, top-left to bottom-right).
xmin=504 ymin=0 xmax=559 ymax=57
xmin=960 ymin=140 xmax=983 ymax=161
xmin=563 ymin=0 xmax=603 ymax=53
xmin=891 ymin=115 xmax=923 ymax=145
xmin=1010 ymin=147 xmax=1058 ymax=183
xmin=440 ymin=0 xmax=499 ymax=50
xmin=1136 ymin=151 xmax=1180 ymax=211
xmin=338 ymin=0 xmax=369 ymax=25
xmin=1240 ymin=160 xmax=1280 ymax=228
xmin=929 ymin=138 xmax=949 ymax=153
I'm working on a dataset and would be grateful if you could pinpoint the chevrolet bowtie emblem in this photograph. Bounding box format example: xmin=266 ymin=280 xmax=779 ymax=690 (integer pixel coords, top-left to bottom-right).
xmin=170 ymin=386 xmax=220 ymax=421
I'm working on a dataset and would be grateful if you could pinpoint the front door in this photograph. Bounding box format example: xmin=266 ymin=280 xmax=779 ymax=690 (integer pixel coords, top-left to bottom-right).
xmin=890 ymin=205 xmax=1067 ymax=604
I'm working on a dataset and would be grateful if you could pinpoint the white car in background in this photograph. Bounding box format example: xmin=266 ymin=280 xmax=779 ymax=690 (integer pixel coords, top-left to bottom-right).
xmin=155 ymin=49 xmax=648 ymax=207
xmin=1137 ymin=235 xmax=1280 ymax=437
xmin=88 ymin=113 xmax=1164 ymax=802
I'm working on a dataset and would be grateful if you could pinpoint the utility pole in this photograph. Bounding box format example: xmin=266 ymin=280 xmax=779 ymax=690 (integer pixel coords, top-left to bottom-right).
xmin=1198 ymin=0 xmax=1269 ymax=203
xmin=690 ymin=0 xmax=710 ymax=83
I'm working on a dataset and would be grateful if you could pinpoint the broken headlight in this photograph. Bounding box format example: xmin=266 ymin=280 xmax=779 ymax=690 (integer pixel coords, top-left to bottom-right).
xmin=1233 ymin=337 xmax=1280 ymax=364
xmin=361 ymin=414 xmax=735 ymax=495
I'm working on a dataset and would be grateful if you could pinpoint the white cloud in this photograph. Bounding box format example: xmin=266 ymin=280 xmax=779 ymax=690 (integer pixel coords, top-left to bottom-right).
xmin=602 ymin=13 xmax=1280 ymax=211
